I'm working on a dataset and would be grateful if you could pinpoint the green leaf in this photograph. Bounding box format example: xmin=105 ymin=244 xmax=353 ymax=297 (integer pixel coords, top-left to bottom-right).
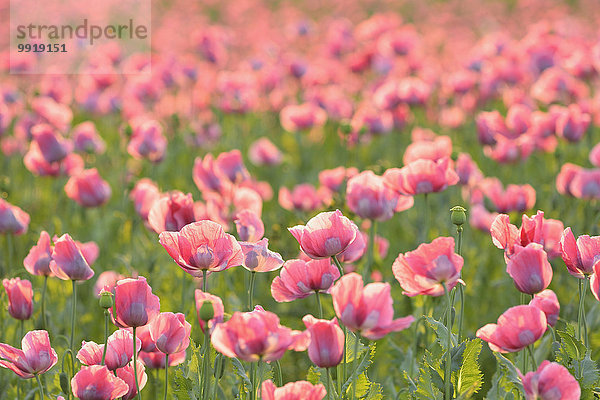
xmin=345 ymin=330 xmax=367 ymax=363
xmin=231 ymin=357 xmax=252 ymax=395
xmin=494 ymin=353 xmax=523 ymax=389
xmin=456 ymin=339 xmax=483 ymax=398
xmin=342 ymin=342 xmax=376 ymax=394
xmin=414 ymin=365 xmax=443 ymax=400
xmin=306 ymin=365 xmax=321 ymax=385
xmin=557 ymin=330 xmax=586 ymax=361
xmin=425 ymin=316 xmax=457 ymax=350
xmin=573 ymin=353 xmax=600 ymax=389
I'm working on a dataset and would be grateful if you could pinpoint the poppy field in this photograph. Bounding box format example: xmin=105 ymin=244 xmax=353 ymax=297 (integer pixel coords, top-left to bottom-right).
xmin=2 ymin=0 xmax=600 ymax=399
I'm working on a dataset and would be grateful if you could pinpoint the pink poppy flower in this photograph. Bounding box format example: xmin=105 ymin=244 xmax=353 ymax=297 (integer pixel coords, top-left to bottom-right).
xmin=529 ymin=289 xmax=560 ymax=327
xmin=559 ymin=227 xmax=600 ymax=278
xmin=0 ymin=198 xmax=30 ymax=235
xmin=506 ymin=244 xmax=553 ymax=295
xmin=336 ymin=230 xmax=367 ymax=263
xmin=330 ymin=273 xmax=414 ymax=340
xmin=72 ymin=121 xmax=105 ymax=154
xmin=112 ymin=276 xmax=160 ymax=328
xmin=249 ymin=137 xmax=283 ymax=166
xmin=556 ymin=163 xmax=582 ymax=196
xmin=402 ymin=135 xmax=453 ymax=165
xmin=279 ymin=184 xmax=324 ymax=213
xmin=215 ymin=149 xmax=250 ymax=184
xmin=520 ymin=361 xmax=580 ymax=400
xmin=469 ymin=204 xmax=498 ymax=233
xmin=590 ymin=143 xmax=600 ymax=168
xmin=147 ymin=191 xmax=198 ymax=234
xmin=127 ymin=119 xmax=167 ymax=163
xmin=116 ymin=360 xmax=148 ymax=400
xmin=234 ymin=210 xmax=264 ymax=242
xmin=149 ymin=312 xmax=191 ymax=355
xmin=392 ymin=237 xmax=464 ymax=297
xmin=302 ymin=315 xmax=344 ymax=368
xmin=76 ymin=341 xmax=103 ymax=366
xmin=0 ymin=330 xmax=58 ymax=378
xmin=130 ymin=179 xmax=160 ymax=221
xmin=138 ymin=349 xmax=186 ymax=369
xmin=104 ymin=329 xmax=142 ymax=371
xmin=31 ymin=123 xmax=70 ymax=163
xmin=64 ymin=168 xmax=111 ymax=207
xmin=192 ymin=154 xmax=232 ymax=196
xmin=261 ymin=380 xmax=326 ymax=400
xmin=194 ymin=289 xmax=225 ymax=334
xmin=346 ymin=170 xmax=413 ymax=221
xmin=555 ymin=104 xmax=591 ymax=143
xmin=318 ymin=167 xmax=358 ymax=193
xmin=3 ymin=278 xmax=33 ymax=320
xmin=271 ymin=259 xmax=340 ymax=302
xmin=159 ymin=220 xmax=243 ymax=276
xmin=280 ymin=103 xmax=327 ymax=132
xmin=479 ymin=178 xmax=536 ymax=213
xmin=23 ymin=231 xmax=53 ymax=276
xmin=570 ymin=168 xmax=600 ymax=200
xmin=211 ymin=306 xmax=307 ymax=362
xmin=71 ymin=365 xmax=129 ymax=400
xmin=93 ymin=271 xmax=126 ymax=297
xmin=240 ymin=239 xmax=284 ymax=272
xmin=383 ymin=158 xmax=459 ymax=196
xmin=289 ymin=210 xmax=359 ymax=259
xmin=49 ymin=233 xmax=94 ymax=281
xmin=23 ymin=142 xmax=83 ymax=177
xmin=476 ymin=305 xmax=547 ymax=353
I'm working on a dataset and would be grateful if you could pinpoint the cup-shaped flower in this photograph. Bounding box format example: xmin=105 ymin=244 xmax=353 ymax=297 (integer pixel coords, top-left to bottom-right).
xmin=147 ymin=191 xmax=198 ymax=234
xmin=560 ymin=227 xmax=600 ymax=278
xmin=234 ymin=210 xmax=264 ymax=242
xmin=383 ymin=157 xmax=459 ymax=196
xmin=149 ymin=312 xmax=191 ymax=355
xmin=159 ymin=220 xmax=243 ymax=276
xmin=261 ymin=380 xmax=327 ymax=400
xmin=0 ymin=198 xmax=30 ymax=235
xmin=77 ymin=341 xmax=103 ymax=366
xmin=271 ymin=259 xmax=340 ymax=302
xmin=248 ymin=137 xmax=282 ymax=166
xmin=49 ymin=233 xmax=94 ymax=281
xmin=529 ymin=289 xmax=560 ymax=327
xmin=127 ymin=120 xmax=167 ymax=163
xmin=336 ymin=231 xmax=367 ymax=263
xmin=302 ymin=315 xmax=344 ymax=368
xmin=289 ymin=210 xmax=359 ymax=259
xmin=330 ymin=273 xmax=414 ymax=340
xmin=346 ymin=170 xmax=413 ymax=221
xmin=506 ymin=243 xmax=552 ymax=295
xmin=0 ymin=330 xmax=58 ymax=378
xmin=240 ymin=238 xmax=284 ymax=272
xmin=476 ymin=305 xmax=547 ymax=353
xmin=105 ymin=329 xmax=142 ymax=370
xmin=116 ymin=360 xmax=148 ymax=400
xmin=588 ymin=262 xmax=600 ymax=302
xmin=138 ymin=349 xmax=186 ymax=369
xmin=112 ymin=276 xmax=160 ymax=328
xmin=23 ymin=231 xmax=53 ymax=276
xmin=130 ymin=179 xmax=160 ymax=222
xmin=211 ymin=306 xmax=307 ymax=362
xmin=64 ymin=168 xmax=111 ymax=207
xmin=520 ymin=361 xmax=580 ymax=400
xmin=3 ymin=278 xmax=33 ymax=320
xmin=194 ymin=290 xmax=224 ymax=334
xmin=71 ymin=365 xmax=129 ymax=400
xmin=392 ymin=237 xmax=464 ymax=297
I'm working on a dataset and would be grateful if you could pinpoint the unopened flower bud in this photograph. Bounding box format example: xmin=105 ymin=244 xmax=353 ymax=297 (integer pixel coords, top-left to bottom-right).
xmin=59 ymin=372 xmax=69 ymax=394
xmin=99 ymin=290 xmax=114 ymax=309
xmin=450 ymin=206 xmax=467 ymax=226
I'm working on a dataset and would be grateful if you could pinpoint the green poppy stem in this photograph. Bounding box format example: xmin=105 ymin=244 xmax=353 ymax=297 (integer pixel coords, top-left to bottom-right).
xmin=163 ymin=354 xmax=169 ymax=400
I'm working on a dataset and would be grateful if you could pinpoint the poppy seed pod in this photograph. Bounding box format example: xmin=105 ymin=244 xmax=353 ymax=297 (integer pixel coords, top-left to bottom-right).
xmin=450 ymin=205 xmax=467 ymax=226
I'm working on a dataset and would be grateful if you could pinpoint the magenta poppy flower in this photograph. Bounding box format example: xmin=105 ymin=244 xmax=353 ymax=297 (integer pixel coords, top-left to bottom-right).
xmin=271 ymin=258 xmax=340 ymax=302
xmin=476 ymin=305 xmax=547 ymax=353
xmin=0 ymin=330 xmax=58 ymax=378
xmin=280 ymin=103 xmax=327 ymax=132
xmin=520 ymin=361 xmax=580 ymax=400
xmin=71 ymin=365 xmax=129 ymax=400
xmin=127 ymin=119 xmax=167 ymax=163
xmin=211 ymin=306 xmax=307 ymax=362
xmin=302 ymin=315 xmax=344 ymax=368
xmin=112 ymin=276 xmax=160 ymax=328
xmin=159 ymin=220 xmax=243 ymax=276
xmin=261 ymin=380 xmax=327 ymax=400
xmin=506 ymin=243 xmax=553 ymax=295
xmin=392 ymin=237 xmax=464 ymax=297
xmin=3 ymin=278 xmax=33 ymax=320
xmin=130 ymin=179 xmax=160 ymax=221
xmin=0 ymin=198 xmax=30 ymax=235
xmin=240 ymin=239 xmax=284 ymax=272
xmin=383 ymin=157 xmax=459 ymax=196
xmin=50 ymin=233 xmax=94 ymax=281
xmin=234 ymin=210 xmax=264 ymax=242
xmin=194 ymin=289 xmax=224 ymax=334
xmin=116 ymin=360 xmax=148 ymax=400
xmin=149 ymin=312 xmax=191 ymax=355
xmin=23 ymin=231 xmax=53 ymax=276
xmin=289 ymin=210 xmax=359 ymax=259
xmin=346 ymin=170 xmax=413 ymax=221
xmin=64 ymin=168 xmax=111 ymax=208
xmin=560 ymin=227 xmax=600 ymax=278
xmin=147 ymin=191 xmax=198 ymax=233
xmin=72 ymin=121 xmax=105 ymax=154
xmin=529 ymin=289 xmax=560 ymax=327
xmin=330 ymin=273 xmax=414 ymax=340
xmin=248 ymin=137 xmax=282 ymax=166
xmin=31 ymin=123 xmax=69 ymax=163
